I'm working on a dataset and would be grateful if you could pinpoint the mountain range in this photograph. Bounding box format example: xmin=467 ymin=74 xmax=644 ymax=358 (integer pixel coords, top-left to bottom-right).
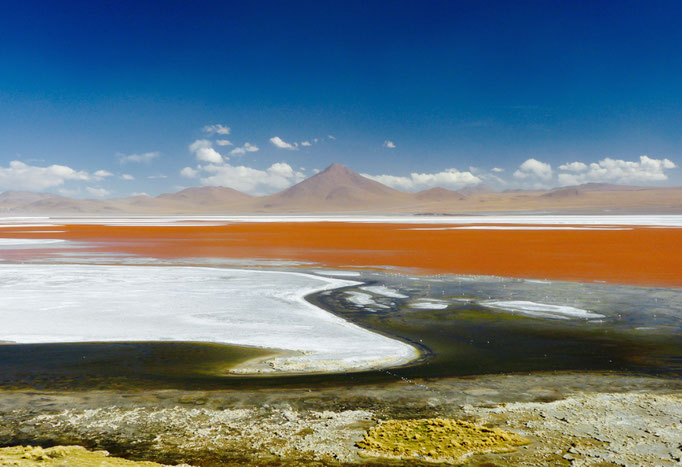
xmin=1 ymin=163 xmax=681 ymax=214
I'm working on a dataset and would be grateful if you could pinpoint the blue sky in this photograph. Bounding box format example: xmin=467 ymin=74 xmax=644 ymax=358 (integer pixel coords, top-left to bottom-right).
xmin=0 ymin=0 xmax=680 ymax=196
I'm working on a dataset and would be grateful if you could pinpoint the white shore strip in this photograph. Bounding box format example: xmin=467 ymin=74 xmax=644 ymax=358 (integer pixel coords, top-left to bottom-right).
xmin=0 ymin=238 xmax=69 ymax=248
xmin=0 ymin=265 xmax=418 ymax=374
xmin=0 ymin=214 xmax=681 ymax=227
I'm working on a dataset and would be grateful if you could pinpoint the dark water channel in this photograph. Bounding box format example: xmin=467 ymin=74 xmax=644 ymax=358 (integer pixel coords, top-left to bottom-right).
xmin=0 ymin=271 xmax=680 ymax=391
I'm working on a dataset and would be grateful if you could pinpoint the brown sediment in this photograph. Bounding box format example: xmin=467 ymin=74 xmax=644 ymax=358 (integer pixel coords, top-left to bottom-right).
xmin=0 ymin=222 xmax=681 ymax=287
xmin=356 ymin=418 xmax=529 ymax=464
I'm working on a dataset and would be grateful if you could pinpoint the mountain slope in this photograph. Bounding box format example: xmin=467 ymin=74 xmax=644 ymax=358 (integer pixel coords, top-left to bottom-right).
xmin=158 ymin=186 xmax=252 ymax=206
xmin=414 ymin=187 xmax=467 ymax=202
xmin=258 ymin=163 xmax=410 ymax=210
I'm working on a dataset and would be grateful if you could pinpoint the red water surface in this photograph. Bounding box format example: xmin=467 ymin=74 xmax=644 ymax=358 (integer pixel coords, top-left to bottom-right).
xmin=1 ymin=222 xmax=680 ymax=287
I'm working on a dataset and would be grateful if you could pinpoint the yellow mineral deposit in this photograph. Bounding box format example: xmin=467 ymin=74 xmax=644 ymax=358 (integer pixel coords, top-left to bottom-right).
xmin=0 ymin=445 xmax=169 ymax=466
xmin=356 ymin=418 xmax=530 ymax=464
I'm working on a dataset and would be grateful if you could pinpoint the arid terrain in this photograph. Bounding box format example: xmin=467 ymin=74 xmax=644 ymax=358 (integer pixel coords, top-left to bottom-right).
xmin=2 ymin=163 xmax=681 ymax=215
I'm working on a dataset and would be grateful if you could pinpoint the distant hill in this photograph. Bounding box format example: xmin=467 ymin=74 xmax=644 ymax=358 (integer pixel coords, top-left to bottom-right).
xmin=258 ymin=163 xmax=411 ymax=210
xmin=1 ymin=164 xmax=681 ymax=215
xmin=414 ymin=187 xmax=466 ymax=202
xmin=0 ymin=191 xmax=61 ymax=210
xmin=158 ymin=186 xmax=253 ymax=205
xmin=459 ymin=183 xmax=495 ymax=195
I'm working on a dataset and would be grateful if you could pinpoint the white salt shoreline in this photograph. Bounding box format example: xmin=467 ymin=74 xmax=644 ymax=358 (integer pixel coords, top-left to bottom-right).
xmin=0 ymin=264 xmax=419 ymax=374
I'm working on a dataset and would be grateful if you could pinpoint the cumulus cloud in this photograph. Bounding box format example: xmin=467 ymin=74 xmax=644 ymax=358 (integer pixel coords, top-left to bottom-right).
xmin=147 ymin=174 xmax=167 ymax=179
xmin=180 ymin=166 xmax=199 ymax=178
xmin=203 ymin=124 xmax=231 ymax=135
xmin=121 ymin=174 xmax=134 ymax=181
xmin=199 ymin=162 xmax=305 ymax=195
xmin=270 ymin=136 xmax=298 ymax=150
xmin=118 ymin=151 xmax=160 ymax=164
xmin=86 ymin=187 xmax=111 ymax=197
xmin=93 ymin=170 xmax=113 ymax=179
xmin=189 ymin=139 xmax=224 ymax=164
xmin=363 ymin=168 xmax=482 ymax=191
xmin=230 ymin=142 xmax=259 ymax=156
xmin=327 ymin=135 xmax=335 ymax=140
xmin=301 ymin=141 xmax=311 ymax=147
xmin=513 ymin=158 xmax=553 ymax=180
xmin=215 ymin=139 xmax=233 ymax=146
xmin=491 ymin=167 xmax=504 ymax=173
xmin=557 ymin=156 xmax=677 ymax=186
xmin=383 ymin=140 xmax=396 ymax=149
xmin=558 ymin=161 xmax=588 ymax=172
xmin=0 ymin=161 xmax=91 ymax=191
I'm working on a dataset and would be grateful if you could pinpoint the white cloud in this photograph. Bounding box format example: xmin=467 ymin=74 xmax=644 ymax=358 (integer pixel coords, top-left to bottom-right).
xmin=147 ymin=174 xmax=167 ymax=180
xmin=558 ymin=161 xmax=588 ymax=172
xmin=557 ymin=156 xmax=677 ymax=186
xmin=93 ymin=170 xmax=113 ymax=179
xmin=491 ymin=167 xmax=504 ymax=173
xmin=131 ymin=192 xmax=149 ymax=197
xmin=270 ymin=136 xmax=298 ymax=150
xmin=230 ymin=142 xmax=259 ymax=156
xmin=199 ymin=162 xmax=305 ymax=195
xmin=383 ymin=140 xmax=396 ymax=149
xmin=514 ymin=158 xmax=553 ymax=180
xmin=121 ymin=174 xmax=134 ymax=181
xmin=189 ymin=139 xmax=224 ymax=164
xmin=363 ymin=168 xmax=482 ymax=191
xmin=301 ymin=141 xmax=311 ymax=147
xmin=118 ymin=151 xmax=160 ymax=164
xmin=180 ymin=166 xmax=199 ymax=178
xmin=327 ymin=135 xmax=335 ymax=140
xmin=215 ymin=139 xmax=233 ymax=146
xmin=0 ymin=161 xmax=90 ymax=191
xmin=86 ymin=187 xmax=111 ymax=197
xmin=203 ymin=124 xmax=231 ymax=135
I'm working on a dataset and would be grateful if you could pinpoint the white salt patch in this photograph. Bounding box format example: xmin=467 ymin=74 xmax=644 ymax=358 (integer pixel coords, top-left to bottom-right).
xmin=0 ymin=238 xmax=67 ymax=248
xmin=409 ymin=299 xmax=449 ymax=310
xmin=482 ymin=300 xmax=604 ymax=320
xmin=360 ymin=285 xmax=408 ymax=299
xmin=0 ymin=265 xmax=417 ymax=373
xmin=314 ymin=270 xmax=362 ymax=277
xmin=345 ymin=291 xmax=388 ymax=309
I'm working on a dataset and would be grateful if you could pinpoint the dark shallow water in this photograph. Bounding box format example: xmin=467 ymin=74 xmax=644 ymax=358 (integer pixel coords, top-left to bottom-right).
xmin=0 ymin=270 xmax=680 ymax=391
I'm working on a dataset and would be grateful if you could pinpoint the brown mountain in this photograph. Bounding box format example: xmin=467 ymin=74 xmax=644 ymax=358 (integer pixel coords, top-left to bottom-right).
xmin=258 ymin=163 xmax=410 ymax=210
xmin=414 ymin=187 xmax=467 ymax=202
xmin=0 ymin=191 xmax=61 ymax=210
xmin=541 ymin=187 xmax=581 ymax=198
xmin=459 ymin=183 xmax=495 ymax=195
xmin=158 ymin=186 xmax=252 ymax=206
xmin=2 ymin=164 xmax=681 ymax=215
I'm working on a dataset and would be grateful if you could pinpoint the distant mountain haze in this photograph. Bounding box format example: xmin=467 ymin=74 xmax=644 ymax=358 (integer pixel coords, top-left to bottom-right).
xmin=1 ymin=163 xmax=680 ymax=215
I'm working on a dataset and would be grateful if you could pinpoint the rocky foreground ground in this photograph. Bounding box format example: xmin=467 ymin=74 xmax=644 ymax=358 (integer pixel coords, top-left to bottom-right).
xmin=1 ymin=373 xmax=680 ymax=465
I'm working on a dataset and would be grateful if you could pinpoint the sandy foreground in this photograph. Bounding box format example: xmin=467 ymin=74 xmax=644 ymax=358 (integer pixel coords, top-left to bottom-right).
xmin=0 ymin=374 xmax=680 ymax=465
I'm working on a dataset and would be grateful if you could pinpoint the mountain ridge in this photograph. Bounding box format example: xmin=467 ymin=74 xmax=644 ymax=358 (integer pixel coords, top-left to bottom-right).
xmin=2 ymin=163 xmax=681 ymax=214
